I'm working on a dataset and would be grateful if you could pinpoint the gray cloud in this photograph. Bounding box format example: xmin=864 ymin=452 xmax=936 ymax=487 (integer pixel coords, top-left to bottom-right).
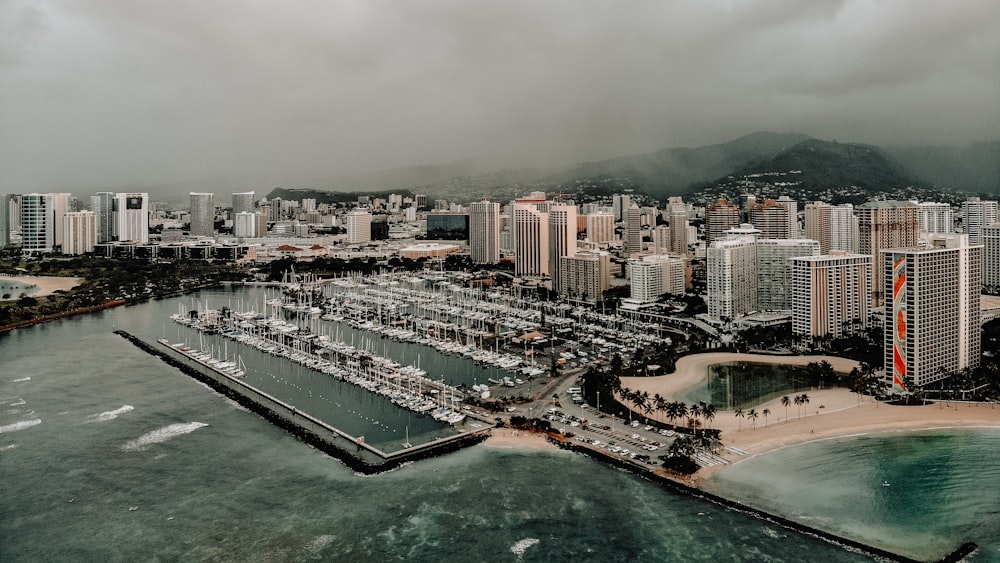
xmin=1 ymin=0 xmax=998 ymax=195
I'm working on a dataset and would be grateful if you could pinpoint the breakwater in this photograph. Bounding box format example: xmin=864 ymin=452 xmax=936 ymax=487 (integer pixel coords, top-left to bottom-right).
xmin=554 ymin=439 xmax=978 ymax=563
xmin=114 ymin=329 xmax=489 ymax=474
xmin=0 ymin=299 xmax=126 ymax=333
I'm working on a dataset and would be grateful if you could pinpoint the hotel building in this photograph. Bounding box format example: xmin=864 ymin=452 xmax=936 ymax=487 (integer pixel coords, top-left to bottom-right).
xmin=791 ymin=253 xmax=872 ymax=338
xmin=883 ymin=235 xmax=981 ymax=391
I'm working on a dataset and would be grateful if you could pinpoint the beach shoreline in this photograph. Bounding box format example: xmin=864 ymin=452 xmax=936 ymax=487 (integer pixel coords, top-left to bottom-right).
xmin=617 ymin=352 xmax=1000 ymax=484
xmin=0 ymin=275 xmax=82 ymax=298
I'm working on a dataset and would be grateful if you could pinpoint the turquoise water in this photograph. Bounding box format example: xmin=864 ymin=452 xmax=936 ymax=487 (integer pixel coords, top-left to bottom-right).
xmin=0 ymin=280 xmax=35 ymax=298
xmin=1 ymin=288 xmax=998 ymax=561
xmin=705 ymin=429 xmax=1000 ymax=561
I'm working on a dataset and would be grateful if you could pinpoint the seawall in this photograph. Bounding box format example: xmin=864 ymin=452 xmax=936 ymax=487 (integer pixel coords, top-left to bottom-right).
xmin=115 ymin=330 xmax=487 ymax=474
xmin=553 ymin=440 xmax=977 ymax=563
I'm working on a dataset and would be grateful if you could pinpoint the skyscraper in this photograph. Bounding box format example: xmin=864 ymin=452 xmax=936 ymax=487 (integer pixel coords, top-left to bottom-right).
xmin=707 ymin=234 xmax=757 ymax=320
xmin=0 ymin=194 xmax=10 ymax=249
xmin=750 ymin=199 xmax=791 ymax=239
xmin=547 ymin=204 xmax=577 ymax=291
xmin=985 ymin=224 xmax=1000 ymax=293
xmin=917 ymin=202 xmax=952 ymax=235
xmin=755 ymin=238 xmax=821 ymax=311
xmin=586 ymin=212 xmax=615 ymax=244
xmin=625 ymin=205 xmax=642 ymax=256
xmin=791 ymin=253 xmax=872 ymax=338
xmin=62 ymin=211 xmax=97 ymax=255
xmin=234 ymin=212 xmax=257 ymax=238
xmin=705 ymin=199 xmax=741 ymax=244
xmin=51 ymin=193 xmax=71 ymax=250
xmin=511 ymin=202 xmax=549 ymax=276
xmin=232 ymin=192 xmax=256 ymax=216
xmin=344 ymin=210 xmax=372 ymax=243
xmin=857 ymin=200 xmax=919 ymax=308
xmin=612 ymin=194 xmax=631 ymax=222
xmin=667 ymin=196 xmax=688 ymax=255
xmin=629 ymin=254 xmax=685 ymax=302
xmin=805 ymin=201 xmax=857 ymax=253
xmin=113 ymin=193 xmax=149 ymax=244
xmin=20 ymin=193 xmax=55 ymax=253
xmin=469 ymin=200 xmax=501 ymax=264
xmin=559 ymin=250 xmax=611 ymax=303
xmin=961 ymin=197 xmax=998 ymax=246
xmin=884 ymin=235 xmax=981 ymax=391
xmin=189 ymin=193 xmax=215 ymax=237
xmin=91 ymin=192 xmax=115 ymax=243
xmin=776 ymin=196 xmax=798 ymax=238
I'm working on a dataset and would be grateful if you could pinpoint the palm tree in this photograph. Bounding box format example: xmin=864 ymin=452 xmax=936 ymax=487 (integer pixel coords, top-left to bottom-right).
xmin=674 ymin=402 xmax=688 ymax=428
xmin=800 ymin=393 xmax=810 ymax=416
xmin=734 ymin=408 xmax=745 ymax=431
xmin=762 ymin=408 xmax=771 ymax=427
xmin=794 ymin=395 xmax=803 ymax=419
xmin=702 ymin=403 xmax=716 ymax=432
xmin=747 ymin=408 xmax=759 ymax=430
xmin=688 ymin=403 xmax=702 ymax=431
xmin=781 ymin=396 xmax=791 ymax=422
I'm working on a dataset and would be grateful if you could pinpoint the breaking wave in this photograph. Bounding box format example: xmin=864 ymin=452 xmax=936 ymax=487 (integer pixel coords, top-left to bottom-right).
xmin=0 ymin=419 xmax=41 ymax=434
xmin=89 ymin=405 xmax=134 ymax=422
xmin=510 ymin=538 xmax=539 ymax=558
xmin=121 ymin=422 xmax=208 ymax=452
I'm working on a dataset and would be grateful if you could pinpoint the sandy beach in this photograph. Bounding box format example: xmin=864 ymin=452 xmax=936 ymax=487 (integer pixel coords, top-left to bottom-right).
xmin=482 ymin=429 xmax=558 ymax=451
xmin=0 ymin=275 xmax=82 ymax=298
xmin=619 ymin=352 xmax=1000 ymax=482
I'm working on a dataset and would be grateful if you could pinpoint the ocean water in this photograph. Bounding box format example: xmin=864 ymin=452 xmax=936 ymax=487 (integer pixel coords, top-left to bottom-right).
xmin=1 ymin=288 xmax=996 ymax=561
xmin=704 ymin=429 xmax=1000 ymax=561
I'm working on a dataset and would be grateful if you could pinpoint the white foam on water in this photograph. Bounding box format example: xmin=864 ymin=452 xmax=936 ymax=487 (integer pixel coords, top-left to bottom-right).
xmin=0 ymin=419 xmax=41 ymax=434
xmin=1 ymin=444 xmax=18 ymax=451
xmin=121 ymin=422 xmax=208 ymax=452
xmin=10 ymin=399 xmax=26 ymax=406
xmin=11 ymin=377 xmax=30 ymax=382
xmin=510 ymin=538 xmax=539 ymax=558
xmin=304 ymin=534 xmax=335 ymax=553
xmin=225 ymin=399 xmax=250 ymax=413
xmin=89 ymin=405 xmax=134 ymax=422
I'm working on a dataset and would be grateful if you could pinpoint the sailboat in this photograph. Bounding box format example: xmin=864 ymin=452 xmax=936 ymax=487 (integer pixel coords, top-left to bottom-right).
xmin=401 ymin=425 xmax=412 ymax=449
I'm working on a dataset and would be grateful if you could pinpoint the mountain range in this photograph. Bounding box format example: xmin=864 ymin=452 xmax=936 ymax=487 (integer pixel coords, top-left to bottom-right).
xmin=255 ymin=132 xmax=998 ymax=205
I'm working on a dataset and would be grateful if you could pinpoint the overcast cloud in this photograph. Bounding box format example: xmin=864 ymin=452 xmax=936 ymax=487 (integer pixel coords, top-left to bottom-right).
xmin=1 ymin=0 xmax=998 ymax=194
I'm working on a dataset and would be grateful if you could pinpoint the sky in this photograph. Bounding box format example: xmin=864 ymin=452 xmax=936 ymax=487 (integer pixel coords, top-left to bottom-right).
xmin=2 ymin=0 xmax=998 ymax=195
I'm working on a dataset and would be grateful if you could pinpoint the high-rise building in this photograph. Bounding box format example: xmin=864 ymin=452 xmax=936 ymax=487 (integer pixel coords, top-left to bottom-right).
xmin=707 ymin=234 xmax=758 ymax=320
xmin=625 ymin=205 xmax=642 ymax=256
xmin=469 ymin=200 xmax=501 ymax=264
xmin=548 ymin=204 xmax=577 ymax=291
xmin=985 ymin=224 xmax=1000 ymax=293
xmin=113 ymin=193 xmax=149 ymax=244
xmin=667 ymin=196 xmax=688 ymax=254
xmin=776 ymin=196 xmax=799 ymax=238
xmin=755 ymin=238 xmax=821 ymax=311
xmin=883 ymin=235 xmax=981 ymax=391
xmin=961 ymin=197 xmax=998 ymax=246
xmin=750 ymin=199 xmax=791 ymax=239
xmin=20 ymin=193 xmax=55 ymax=253
xmin=0 ymin=194 xmax=10 ymax=249
xmin=91 ymin=192 xmax=115 ymax=243
xmin=344 ymin=210 xmax=372 ymax=243
xmin=807 ymin=201 xmax=857 ymax=254
xmin=51 ymin=193 xmax=71 ymax=249
xmin=613 ymin=194 xmax=631 ymax=222
xmin=425 ymin=212 xmax=470 ymax=240
xmin=917 ymin=202 xmax=952 ymax=235
xmin=791 ymin=253 xmax=872 ymax=338
xmin=706 ymin=199 xmax=741 ymax=244
xmin=629 ymin=254 xmax=685 ymax=302
xmin=189 ymin=193 xmax=215 ymax=237
xmin=586 ymin=213 xmax=615 ymax=244
xmin=857 ymin=200 xmax=919 ymax=308
xmin=511 ymin=202 xmax=549 ymax=276
xmin=232 ymin=192 xmax=256 ymax=216
xmin=62 ymin=211 xmax=97 ymax=255
xmin=234 ymin=212 xmax=257 ymax=238
xmin=653 ymin=225 xmax=671 ymax=254
xmin=559 ymin=250 xmax=611 ymax=304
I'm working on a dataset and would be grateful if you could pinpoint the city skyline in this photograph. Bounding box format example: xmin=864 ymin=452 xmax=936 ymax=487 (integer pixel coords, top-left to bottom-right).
xmin=2 ymin=1 xmax=999 ymax=195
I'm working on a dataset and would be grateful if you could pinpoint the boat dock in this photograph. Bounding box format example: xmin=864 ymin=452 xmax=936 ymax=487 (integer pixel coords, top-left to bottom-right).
xmin=115 ymin=330 xmax=492 ymax=473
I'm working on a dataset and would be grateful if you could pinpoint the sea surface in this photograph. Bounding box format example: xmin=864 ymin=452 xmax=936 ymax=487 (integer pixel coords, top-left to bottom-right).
xmin=1 ymin=287 xmax=998 ymax=561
